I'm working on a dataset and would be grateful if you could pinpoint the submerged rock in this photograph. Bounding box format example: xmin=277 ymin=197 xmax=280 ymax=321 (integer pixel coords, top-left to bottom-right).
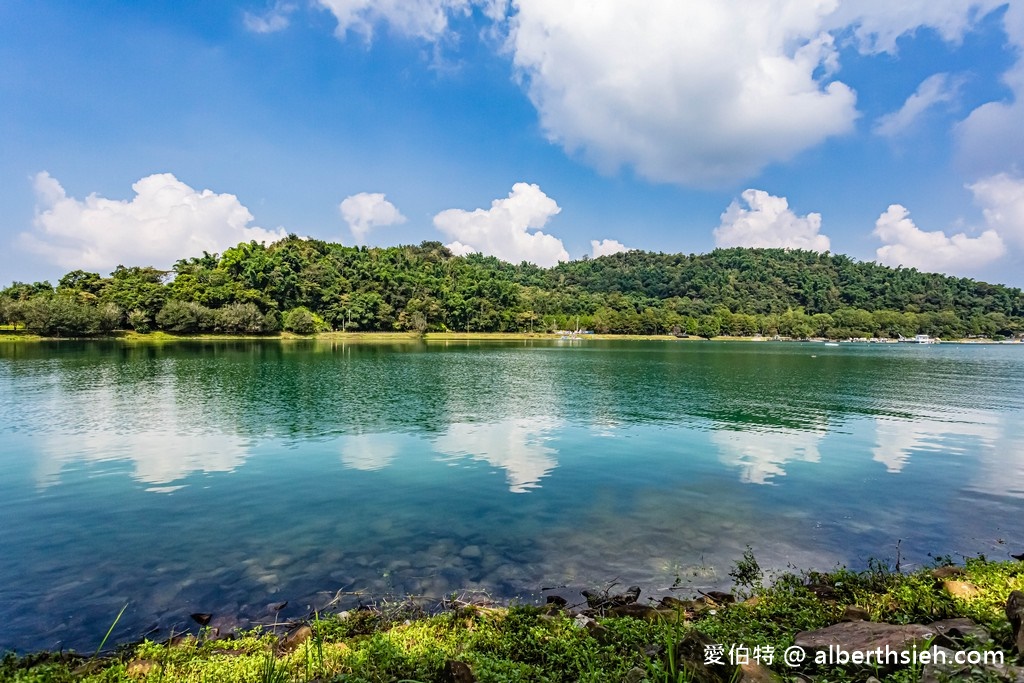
xmin=581 ymin=585 xmax=641 ymax=611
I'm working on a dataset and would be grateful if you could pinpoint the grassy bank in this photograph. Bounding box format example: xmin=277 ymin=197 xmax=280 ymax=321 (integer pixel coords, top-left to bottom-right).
xmin=4 ymin=555 xmax=1022 ymax=682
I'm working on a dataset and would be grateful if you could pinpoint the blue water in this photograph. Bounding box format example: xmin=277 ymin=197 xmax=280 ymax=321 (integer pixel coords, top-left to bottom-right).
xmin=0 ymin=339 xmax=1022 ymax=652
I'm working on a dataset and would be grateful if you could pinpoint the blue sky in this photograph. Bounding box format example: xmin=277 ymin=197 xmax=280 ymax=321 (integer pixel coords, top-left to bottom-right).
xmin=2 ymin=1 xmax=1024 ymax=286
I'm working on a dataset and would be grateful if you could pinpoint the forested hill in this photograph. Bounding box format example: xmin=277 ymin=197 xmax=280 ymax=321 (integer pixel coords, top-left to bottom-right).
xmin=2 ymin=236 xmax=1022 ymax=339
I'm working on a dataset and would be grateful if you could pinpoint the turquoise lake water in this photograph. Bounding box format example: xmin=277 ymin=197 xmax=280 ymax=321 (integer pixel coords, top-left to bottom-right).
xmin=1 ymin=339 xmax=1022 ymax=651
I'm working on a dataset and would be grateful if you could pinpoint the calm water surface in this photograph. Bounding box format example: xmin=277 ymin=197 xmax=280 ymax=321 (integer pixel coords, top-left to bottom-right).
xmin=1 ymin=339 xmax=1022 ymax=651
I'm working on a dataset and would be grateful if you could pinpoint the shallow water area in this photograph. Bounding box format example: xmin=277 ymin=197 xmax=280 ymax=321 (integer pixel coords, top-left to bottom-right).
xmin=1 ymin=339 xmax=1022 ymax=652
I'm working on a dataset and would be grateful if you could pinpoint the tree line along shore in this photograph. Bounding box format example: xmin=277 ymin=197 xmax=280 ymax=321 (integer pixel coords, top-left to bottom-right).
xmin=2 ymin=239 xmax=1023 ymax=340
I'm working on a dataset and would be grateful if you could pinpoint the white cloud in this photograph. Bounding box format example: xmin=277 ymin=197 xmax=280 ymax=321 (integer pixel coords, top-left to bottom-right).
xmin=968 ymin=173 xmax=1024 ymax=250
xmin=873 ymin=203 xmax=1005 ymax=273
xmin=306 ymin=1 xmax=1015 ymax=186
xmin=955 ymin=3 xmax=1024 ymax=174
xmin=244 ymin=1 xmax=297 ymax=33
xmin=825 ymin=1 xmax=1008 ymax=54
xmin=590 ymin=239 xmax=630 ymax=258
xmin=21 ymin=172 xmax=286 ymax=272
xmin=445 ymin=240 xmax=477 ymax=256
xmin=339 ymin=191 xmax=406 ymax=243
xmin=508 ymin=1 xmax=857 ymax=186
xmin=316 ymin=0 xmax=471 ymax=41
xmin=874 ymin=73 xmax=962 ymax=137
xmin=714 ymin=189 xmax=830 ymax=251
xmin=433 ymin=183 xmax=569 ymax=266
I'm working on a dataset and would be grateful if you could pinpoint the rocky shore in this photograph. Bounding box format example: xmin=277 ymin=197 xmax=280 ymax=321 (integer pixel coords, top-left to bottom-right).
xmin=4 ymin=556 xmax=1024 ymax=682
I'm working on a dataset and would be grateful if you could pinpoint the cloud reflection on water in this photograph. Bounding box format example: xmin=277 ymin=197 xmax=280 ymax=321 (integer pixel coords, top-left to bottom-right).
xmin=872 ymin=409 xmax=1024 ymax=497
xmin=35 ymin=430 xmax=250 ymax=492
xmin=709 ymin=427 xmax=824 ymax=484
xmin=433 ymin=418 xmax=560 ymax=493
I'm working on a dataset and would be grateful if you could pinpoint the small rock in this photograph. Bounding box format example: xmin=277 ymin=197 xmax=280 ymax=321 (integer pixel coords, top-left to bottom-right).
xmin=623 ymin=666 xmax=647 ymax=683
xmin=1007 ymin=590 xmax=1024 ymax=653
xmin=445 ymin=659 xmax=476 ymax=683
xmin=928 ymin=617 xmax=990 ymax=646
xmin=581 ymin=586 xmax=641 ymax=611
xmin=659 ymin=596 xmax=692 ymax=610
xmin=702 ymin=591 xmax=735 ymax=605
xmin=574 ymin=613 xmax=596 ymax=629
xmin=737 ymin=660 xmax=783 ymax=682
xmin=942 ymin=580 xmax=982 ymax=599
xmin=459 ymin=545 xmax=482 ymax=559
xmin=609 ymin=603 xmax=661 ymax=621
xmin=930 ymin=565 xmax=965 ymax=580
xmin=806 ymin=583 xmax=838 ymax=600
xmin=545 ymin=595 xmax=567 ymax=606
xmin=126 ymin=659 xmax=158 ymax=678
xmin=190 ymin=612 xmax=212 ymax=626
xmin=841 ymin=606 xmax=871 ymax=622
xmin=278 ymin=624 xmax=312 ymax=653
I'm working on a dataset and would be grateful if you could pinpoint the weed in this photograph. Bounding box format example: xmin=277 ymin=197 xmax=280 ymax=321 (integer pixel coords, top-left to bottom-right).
xmin=93 ymin=603 xmax=128 ymax=659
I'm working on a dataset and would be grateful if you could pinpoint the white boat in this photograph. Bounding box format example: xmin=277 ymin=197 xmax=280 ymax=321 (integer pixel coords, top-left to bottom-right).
xmin=899 ymin=334 xmax=938 ymax=344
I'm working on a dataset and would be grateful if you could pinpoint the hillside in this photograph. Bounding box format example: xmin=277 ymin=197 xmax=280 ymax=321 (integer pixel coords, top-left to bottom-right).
xmin=2 ymin=237 xmax=1022 ymax=339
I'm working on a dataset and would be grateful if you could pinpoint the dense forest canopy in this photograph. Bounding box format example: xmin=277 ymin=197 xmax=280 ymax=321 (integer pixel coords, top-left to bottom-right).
xmin=2 ymin=236 xmax=1022 ymax=339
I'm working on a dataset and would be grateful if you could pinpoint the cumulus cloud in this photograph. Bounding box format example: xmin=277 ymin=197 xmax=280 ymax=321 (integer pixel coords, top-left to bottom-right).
xmin=433 ymin=183 xmax=569 ymax=266
xmin=316 ymin=0 xmax=472 ymax=41
xmin=968 ymin=173 xmax=1024 ymax=250
xmin=305 ymin=1 xmax=1015 ymax=186
xmin=873 ymin=203 xmax=1005 ymax=273
xmin=714 ymin=189 xmax=830 ymax=252
xmin=339 ymin=192 xmax=406 ymax=243
xmin=21 ymin=172 xmax=286 ymax=272
xmin=243 ymin=1 xmax=297 ymax=33
xmin=508 ymin=1 xmax=858 ymax=186
xmin=874 ymin=73 xmax=962 ymax=137
xmin=590 ymin=239 xmax=630 ymax=258
xmin=955 ymin=3 xmax=1024 ymax=174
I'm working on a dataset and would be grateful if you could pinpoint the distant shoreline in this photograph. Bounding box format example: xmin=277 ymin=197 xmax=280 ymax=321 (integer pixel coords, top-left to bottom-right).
xmin=1 ymin=329 xmax=1020 ymax=344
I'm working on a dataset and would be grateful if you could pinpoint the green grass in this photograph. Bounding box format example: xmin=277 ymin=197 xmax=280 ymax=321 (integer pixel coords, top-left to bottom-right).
xmin=2 ymin=557 xmax=1022 ymax=682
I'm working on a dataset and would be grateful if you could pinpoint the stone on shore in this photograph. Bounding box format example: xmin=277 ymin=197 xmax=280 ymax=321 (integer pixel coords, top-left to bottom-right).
xmin=1007 ymin=590 xmax=1024 ymax=653
xmin=942 ymin=580 xmax=982 ymax=599
xmin=794 ymin=621 xmax=935 ymax=655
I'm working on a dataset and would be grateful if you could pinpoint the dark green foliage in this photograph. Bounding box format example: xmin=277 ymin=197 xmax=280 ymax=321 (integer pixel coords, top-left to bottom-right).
xmin=21 ymin=295 xmax=101 ymax=337
xmin=282 ymin=306 xmax=320 ymax=335
xmin=155 ymin=301 xmax=214 ymax=333
xmin=215 ymin=302 xmax=270 ymax=334
xmin=3 ymin=241 xmax=1023 ymax=337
